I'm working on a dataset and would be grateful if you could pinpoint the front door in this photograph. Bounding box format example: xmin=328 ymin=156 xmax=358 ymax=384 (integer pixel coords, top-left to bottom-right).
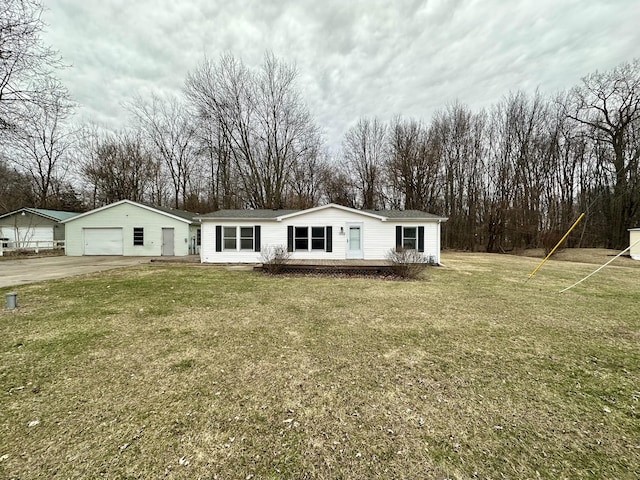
xmin=346 ymin=223 xmax=363 ymax=259
xmin=161 ymin=228 xmax=175 ymax=256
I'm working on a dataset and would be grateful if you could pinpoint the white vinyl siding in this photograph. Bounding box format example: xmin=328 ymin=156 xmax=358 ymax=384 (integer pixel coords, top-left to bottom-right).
xmin=64 ymin=201 xmax=197 ymax=256
xmin=200 ymin=205 xmax=443 ymax=264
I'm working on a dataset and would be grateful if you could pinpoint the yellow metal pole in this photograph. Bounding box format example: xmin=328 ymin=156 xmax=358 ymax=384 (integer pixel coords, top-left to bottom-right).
xmin=527 ymin=212 xmax=585 ymax=281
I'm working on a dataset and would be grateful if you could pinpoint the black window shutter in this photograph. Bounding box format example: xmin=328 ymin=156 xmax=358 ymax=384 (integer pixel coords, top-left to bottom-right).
xmin=215 ymin=225 xmax=222 ymax=252
xmin=287 ymin=226 xmax=293 ymax=252
xmin=326 ymin=226 xmax=333 ymax=252
xmin=254 ymin=225 xmax=261 ymax=252
xmin=395 ymin=226 xmax=402 ymax=249
xmin=418 ymin=226 xmax=425 ymax=252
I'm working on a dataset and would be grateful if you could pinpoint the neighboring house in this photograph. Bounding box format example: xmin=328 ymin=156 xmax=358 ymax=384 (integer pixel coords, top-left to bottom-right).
xmin=62 ymin=200 xmax=201 ymax=256
xmin=0 ymin=208 xmax=78 ymax=249
xmin=197 ymin=203 xmax=447 ymax=264
xmin=630 ymin=228 xmax=640 ymax=260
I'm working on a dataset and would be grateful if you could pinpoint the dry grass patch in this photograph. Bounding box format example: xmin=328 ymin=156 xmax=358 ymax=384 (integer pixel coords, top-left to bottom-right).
xmin=1 ymin=252 xmax=639 ymax=479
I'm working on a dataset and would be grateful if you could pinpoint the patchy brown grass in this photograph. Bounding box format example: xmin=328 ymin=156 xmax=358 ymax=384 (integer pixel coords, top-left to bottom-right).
xmin=1 ymin=252 xmax=639 ymax=479
xmin=518 ymin=247 xmax=640 ymax=267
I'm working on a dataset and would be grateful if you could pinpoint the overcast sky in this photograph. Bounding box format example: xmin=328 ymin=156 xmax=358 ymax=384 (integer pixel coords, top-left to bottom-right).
xmin=43 ymin=0 xmax=640 ymax=152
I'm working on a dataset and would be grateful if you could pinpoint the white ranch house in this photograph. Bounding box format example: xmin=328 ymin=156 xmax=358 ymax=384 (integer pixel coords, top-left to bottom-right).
xmin=63 ymin=200 xmax=200 ymax=256
xmin=198 ymin=203 xmax=447 ymax=264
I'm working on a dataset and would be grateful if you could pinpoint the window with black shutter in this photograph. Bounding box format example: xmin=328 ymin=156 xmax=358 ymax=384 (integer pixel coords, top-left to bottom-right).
xmin=288 ymin=226 xmax=333 ymax=251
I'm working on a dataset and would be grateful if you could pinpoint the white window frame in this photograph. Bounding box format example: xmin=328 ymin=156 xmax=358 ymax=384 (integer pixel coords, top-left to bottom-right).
xmin=223 ymin=226 xmax=255 ymax=251
xmin=239 ymin=226 xmax=254 ymax=251
xmin=293 ymin=226 xmax=327 ymax=252
xmin=223 ymin=226 xmax=237 ymax=251
xmin=402 ymin=226 xmax=418 ymax=250
xmin=311 ymin=226 xmax=326 ymax=251
xmin=294 ymin=226 xmax=309 ymax=251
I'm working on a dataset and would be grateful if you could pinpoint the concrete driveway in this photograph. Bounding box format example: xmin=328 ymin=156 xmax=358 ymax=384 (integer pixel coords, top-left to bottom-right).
xmin=0 ymin=256 xmax=152 ymax=288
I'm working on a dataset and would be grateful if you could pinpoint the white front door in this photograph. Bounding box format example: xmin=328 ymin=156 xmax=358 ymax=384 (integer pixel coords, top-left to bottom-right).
xmin=346 ymin=223 xmax=363 ymax=259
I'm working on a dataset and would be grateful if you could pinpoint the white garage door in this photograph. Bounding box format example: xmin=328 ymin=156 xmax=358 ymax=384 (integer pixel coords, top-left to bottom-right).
xmin=83 ymin=228 xmax=123 ymax=255
xmin=19 ymin=227 xmax=53 ymax=247
xmin=0 ymin=227 xmax=52 ymax=247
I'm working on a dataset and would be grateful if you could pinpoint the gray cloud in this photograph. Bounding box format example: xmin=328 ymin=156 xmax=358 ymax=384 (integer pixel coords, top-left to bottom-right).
xmin=43 ymin=0 xmax=640 ymax=150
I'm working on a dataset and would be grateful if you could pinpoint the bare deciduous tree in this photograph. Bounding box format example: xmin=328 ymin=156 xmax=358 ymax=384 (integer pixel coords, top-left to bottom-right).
xmin=129 ymin=94 xmax=200 ymax=209
xmin=80 ymin=127 xmax=158 ymax=207
xmin=0 ymin=0 xmax=64 ymax=132
xmin=342 ymin=117 xmax=387 ymax=209
xmin=185 ymin=52 xmax=322 ymax=209
xmin=566 ymin=59 xmax=640 ymax=248
xmin=386 ymin=116 xmax=443 ymax=211
xmin=2 ymin=80 xmax=74 ymax=208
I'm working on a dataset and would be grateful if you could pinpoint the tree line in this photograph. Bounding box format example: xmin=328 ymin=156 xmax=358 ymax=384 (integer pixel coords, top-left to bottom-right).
xmin=2 ymin=1 xmax=639 ymax=250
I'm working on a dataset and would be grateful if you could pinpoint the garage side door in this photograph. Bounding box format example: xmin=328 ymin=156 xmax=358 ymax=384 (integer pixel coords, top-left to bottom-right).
xmin=83 ymin=228 xmax=123 ymax=255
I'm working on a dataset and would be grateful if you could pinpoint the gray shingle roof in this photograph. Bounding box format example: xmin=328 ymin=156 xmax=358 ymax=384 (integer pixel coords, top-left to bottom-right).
xmin=363 ymin=209 xmax=444 ymax=220
xmin=198 ymin=205 xmax=446 ymax=221
xmin=198 ymin=209 xmax=299 ymax=219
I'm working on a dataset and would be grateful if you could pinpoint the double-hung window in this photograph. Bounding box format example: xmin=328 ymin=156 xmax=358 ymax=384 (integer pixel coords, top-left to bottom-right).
xmin=216 ymin=225 xmax=261 ymax=252
xmin=239 ymin=227 xmax=254 ymax=250
xmin=396 ymin=225 xmax=425 ymax=252
xmin=288 ymin=226 xmax=332 ymax=252
xmin=311 ymin=227 xmax=326 ymax=250
xmin=402 ymin=227 xmax=417 ymax=250
xmin=294 ymin=227 xmax=308 ymax=250
xmin=223 ymin=226 xmax=237 ymax=250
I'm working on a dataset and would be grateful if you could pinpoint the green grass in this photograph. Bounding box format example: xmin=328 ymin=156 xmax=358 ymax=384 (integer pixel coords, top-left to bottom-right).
xmin=1 ymin=252 xmax=639 ymax=479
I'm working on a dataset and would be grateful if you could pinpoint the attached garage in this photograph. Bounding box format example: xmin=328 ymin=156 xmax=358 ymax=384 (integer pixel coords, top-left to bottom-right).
xmin=83 ymin=228 xmax=123 ymax=255
xmin=63 ymin=200 xmax=200 ymax=257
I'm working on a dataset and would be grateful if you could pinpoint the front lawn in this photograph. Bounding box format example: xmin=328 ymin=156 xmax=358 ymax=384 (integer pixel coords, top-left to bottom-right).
xmin=1 ymin=252 xmax=639 ymax=479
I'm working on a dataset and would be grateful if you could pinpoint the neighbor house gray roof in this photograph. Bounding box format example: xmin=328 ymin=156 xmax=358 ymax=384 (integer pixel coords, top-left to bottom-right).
xmin=0 ymin=207 xmax=79 ymax=222
xmin=198 ymin=204 xmax=446 ymax=221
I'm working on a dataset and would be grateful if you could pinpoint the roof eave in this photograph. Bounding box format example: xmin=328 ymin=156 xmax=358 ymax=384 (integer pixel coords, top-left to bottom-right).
xmin=62 ymin=200 xmax=197 ymax=224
